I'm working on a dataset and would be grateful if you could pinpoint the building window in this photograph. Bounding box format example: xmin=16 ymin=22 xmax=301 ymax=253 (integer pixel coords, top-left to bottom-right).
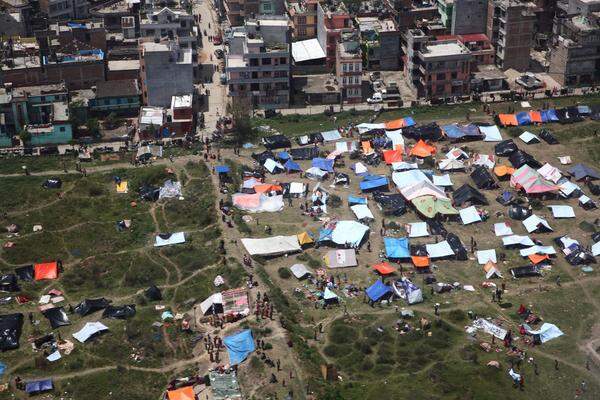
xmin=249 ymin=58 xmax=259 ymax=66
xmin=342 ymin=63 xmax=348 ymax=72
xmin=348 ymin=63 xmax=353 ymax=72
xmin=279 ymin=57 xmax=287 ymax=64
xmin=59 ymin=127 xmax=65 ymax=132
xmin=451 ymin=72 xmax=457 ymax=79
xmin=298 ymin=16 xmax=306 ymax=24
xmin=436 ymin=73 xmax=446 ymax=81
xmin=262 ymin=58 xmax=272 ymax=65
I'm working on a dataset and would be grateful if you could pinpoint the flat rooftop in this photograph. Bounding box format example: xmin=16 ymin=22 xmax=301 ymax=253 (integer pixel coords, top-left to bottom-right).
xmin=12 ymin=83 xmax=67 ymax=97
xmin=171 ymin=94 xmax=193 ymax=109
xmin=108 ymin=59 xmax=140 ymax=71
xmin=421 ymin=41 xmax=470 ymax=58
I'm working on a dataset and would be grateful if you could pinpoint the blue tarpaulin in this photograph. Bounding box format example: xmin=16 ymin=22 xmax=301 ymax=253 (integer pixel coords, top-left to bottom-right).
xmin=318 ymin=228 xmax=333 ymax=242
xmin=312 ymin=158 xmax=334 ymax=172
xmin=540 ymin=109 xmax=559 ymax=122
xmin=284 ymin=159 xmax=302 ymax=172
xmin=359 ymin=175 xmax=388 ymax=192
xmin=277 ymin=151 xmax=290 ymax=160
xmin=442 ymin=124 xmax=463 ymax=139
xmin=0 ymin=362 xmax=5 ymax=376
xmin=25 ymin=379 xmax=53 ymax=394
xmin=224 ymin=329 xmax=255 ymax=365
xmin=404 ymin=117 xmax=416 ymax=127
xmin=577 ymin=105 xmax=591 ymax=115
xmin=348 ymin=195 xmax=367 ymax=205
xmin=215 ymin=165 xmax=230 ymax=174
xmin=366 ymin=280 xmax=392 ymax=301
xmin=516 ymin=112 xmax=532 ymax=125
xmin=384 ymin=237 xmax=410 ymax=258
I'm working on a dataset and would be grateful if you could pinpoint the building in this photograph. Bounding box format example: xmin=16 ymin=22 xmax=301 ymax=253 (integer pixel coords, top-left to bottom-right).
xmin=450 ymin=0 xmax=491 ymax=34
xmin=0 ymin=0 xmax=36 ymax=36
xmin=357 ymin=16 xmax=401 ymax=70
xmin=0 ymin=11 xmax=26 ymax=37
xmin=90 ymin=0 xmax=134 ymax=32
xmin=139 ymin=40 xmax=194 ymax=107
xmin=437 ymin=0 xmax=454 ymax=30
xmin=168 ymin=93 xmax=193 ymax=135
xmin=335 ymin=35 xmax=363 ymax=103
xmin=224 ymin=0 xmax=284 ymax=26
xmin=38 ymin=0 xmax=89 ymax=20
xmin=46 ymin=20 xmax=107 ymax=52
xmin=316 ymin=0 xmax=353 ymax=70
xmin=436 ymin=33 xmax=495 ymax=65
xmin=225 ymin=16 xmax=291 ymax=109
xmin=107 ymin=59 xmax=140 ymax=80
xmin=491 ymin=0 xmax=536 ymax=71
xmin=549 ymin=11 xmax=600 ymax=86
xmin=139 ymin=7 xmax=198 ymax=59
xmin=88 ymin=79 xmax=141 ymax=115
xmin=286 ymin=0 xmax=318 ymax=39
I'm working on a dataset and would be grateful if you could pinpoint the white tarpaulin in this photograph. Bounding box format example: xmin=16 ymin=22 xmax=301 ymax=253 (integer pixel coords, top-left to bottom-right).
xmin=291 ymin=38 xmax=326 ymax=62
xmin=391 ymin=161 xmax=418 ymax=171
xmin=305 ymin=167 xmax=328 ymax=179
xmin=426 ymin=241 xmax=454 ymax=258
xmin=200 ymin=293 xmax=223 ymax=314
xmin=503 ymin=235 xmax=535 ymax=247
xmin=321 ymin=129 xmax=342 ymax=142
xmin=432 ymin=174 xmax=453 ymax=187
xmin=473 ymin=154 xmax=496 ymax=169
xmin=330 ymin=221 xmax=369 ymax=247
xmin=476 ymin=249 xmax=497 ymax=264
xmin=264 ymin=158 xmax=284 ymax=173
xmin=159 ymin=180 xmax=182 ymax=199
xmin=446 ymin=147 xmax=468 ymax=160
xmin=154 ymin=232 xmax=186 ymax=247
xmin=401 ymin=180 xmax=447 ymax=201
xmin=558 ymin=156 xmax=572 ymax=165
xmin=459 ymin=206 xmax=482 ymax=225
xmin=438 ymin=158 xmax=465 ymax=171
xmin=232 ymin=193 xmax=284 ymax=213
xmin=73 ymin=322 xmax=109 ymax=343
xmin=558 ymin=180 xmax=579 ymax=197
xmin=335 ymin=141 xmax=358 ymax=153
xmin=406 ymin=222 xmax=429 ymax=238
xmin=548 ymin=205 xmax=575 ymax=218
xmin=290 ymin=264 xmax=311 ymax=278
xmin=538 ymin=163 xmax=562 ymax=183
xmin=494 ymin=222 xmax=513 ymax=237
xmin=523 ymin=214 xmax=553 ymax=233
xmin=353 ymin=162 xmax=368 ymax=175
xmin=392 ymin=170 xmax=430 ymax=189
xmin=351 ymin=204 xmax=374 ymax=220
xmin=289 ymin=182 xmax=306 ymax=195
xmin=473 ymin=318 xmax=507 ymax=339
xmin=519 ymin=131 xmax=540 ymax=144
xmin=385 ymin=130 xmax=405 ymax=147
xmin=525 ymin=323 xmax=564 ymax=343
xmin=324 ymin=249 xmax=357 ymax=268
xmin=241 ymin=235 xmax=301 ymax=256
xmin=480 ymin=125 xmax=503 ymax=142
xmin=357 ymin=123 xmax=385 ymax=133
xmin=592 ymin=241 xmax=600 ymax=256
xmin=519 ymin=245 xmax=556 ymax=257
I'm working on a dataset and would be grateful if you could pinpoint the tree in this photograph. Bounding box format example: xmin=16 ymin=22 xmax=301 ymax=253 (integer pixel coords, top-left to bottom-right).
xmin=229 ymin=101 xmax=256 ymax=146
xmin=104 ymin=112 xmax=121 ymax=129
xmin=87 ymin=118 xmax=100 ymax=139
xmin=18 ymin=127 xmax=31 ymax=144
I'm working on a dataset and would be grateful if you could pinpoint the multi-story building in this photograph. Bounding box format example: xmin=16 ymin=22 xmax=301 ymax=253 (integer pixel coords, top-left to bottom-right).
xmin=224 ymin=0 xmax=284 ymax=26
xmin=90 ymin=0 xmax=135 ymax=33
xmin=437 ymin=0 xmax=455 ymax=30
xmin=316 ymin=0 xmax=353 ymax=70
xmin=451 ymin=0 xmax=491 ymax=35
xmin=139 ymin=40 xmax=194 ymax=107
xmin=45 ymin=20 xmax=107 ymax=52
xmin=549 ymin=10 xmax=600 ymax=86
xmin=225 ymin=16 xmax=291 ymax=109
xmin=38 ymin=0 xmax=89 ymax=20
xmin=357 ymin=16 xmax=401 ymax=70
xmin=436 ymin=33 xmax=495 ymax=65
xmin=335 ymin=34 xmax=363 ymax=103
xmin=491 ymin=0 xmax=536 ymax=71
xmin=139 ymin=7 xmax=197 ymax=59
xmin=286 ymin=0 xmax=318 ymax=39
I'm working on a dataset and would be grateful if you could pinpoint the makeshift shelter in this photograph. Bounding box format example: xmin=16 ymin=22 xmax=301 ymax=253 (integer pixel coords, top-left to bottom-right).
xmin=523 ymin=214 xmax=553 ymax=233
xmin=519 ymin=131 xmax=540 ymax=144
xmin=154 ymin=232 xmax=186 ymax=247
xmin=411 ymin=196 xmax=458 ymax=218
xmin=159 ymin=180 xmax=182 ymax=199
xmin=373 ymin=193 xmax=407 ymax=216
xmin=548 ymin=205 xmax=575 ymax=218
xmin=509 ymin=150 xmax=542 ymax=169
xmin=42 ymin=178 xmax=62 ymax=189
xmin=74 ymin=298 xmax=111 ymax=316
xmin=323 ymin=288 xmax=339 ymax=305
xmin=459 ymin=206 xmax=482 ymax=225
xmin=224 ymin=329 xmax=255 ymax=365
xmin=495 ymin=139 xmax=519 ymax=157
xmin=352 ymin=162 xmax=369 ymax=176
xmin=14 ymin=265 xmax=34 ymax=281
xmin=305 ymin=167 xmax=328 ymax=180
xmin=241 ymin=235 xmax=301 ymax=256
xmin=438 ymin=158 xmax=465 ymax=171
xmin=366 ymin=280 xmax=392 ymax=302
xmin=494 ymin=222 xmax=513 ymax=236
xmin=406 ymin=222 xmax=429 ymax=238
xmin=426 ymin=241 xmax=454 ymax=259
xmin=297 ymin=231 xmax=314 ymax=246
xmin=568 ymin=163 xmax=600 ymax=181
xmin=510 ymin=265 xmax=541 ymax=278
xmin=351 ymin=204 xmax=374 ymax=220
xmin=34 ymin=262 xmax=58 ymax=281
xmin=392 ymin=169 xmax=431 ymax=190
xmin=471 ymin=166 xmax=498 ymax=189
xmin=476 ymin=249 xmax=497 ymax=264
xmin=510 ymin=165 xmax=557 ymax=194
xmin=516 ymin=112 xmax=532 ymax=125
xmin=386 ymin=130 xmax=405 ymax=148
xmin=290 ymin=264 xmax=311 ymax=279
xmin=446 ymin=233 xmax=468 ymax=260
xmin=442 ymin=124 xmax=482 ymax=141
xmin=498 ymin=114 xmax=518 ymax=126
xmin=483 ymin=261 xmax=502 ymax=278
xmin=103 ymin=305 xmax=136 ymax=319
xmin=539 ymin=129 xmax=558 ymax=144
xmin=42 ymin=307 xmax=71 ymax=329
xmin=323 ymin=249 xmax=357 ymax=268
xmin=480 ymin=125 xmax=503 ymax=142
xmin=289 ymin=147 xmax=319 ymax=160
xmin=473 ymin=154 xmax=496 ymax=169
xmin=321 ymin=129 xmax=342 ymax=142
xmin=320 ymin=220 xmax=369 ymax=247
xmin=393 ymin=278 xmax=423 ymax=304
xmin=373 ymin=262 xmax=396 ymax=275
xmin=336 ymin=141 xmax=359 ymax=153
xmin=432 ymin=174 xmax=453 ymax=187
xmin=391 ymin=161 xmax=418 ymax=171
xmin=411 ymin=256 xmax=430 ymax=268
xmin=73 ymin=321 xmax=109 ymax=343
xmin=384 ymin=117 xmax=415 ymax=130
xmin=264 ymin=158 xmax=285 ymax=174
xmin=508 ymin=205 xmax=532 ymax=220
xmin=401 ymin=180 xmax=447 ymax=201
xmin=384 ymin=237 xmax=410 ymax=259
xmin=312 ymin=158 xmax=334 ymax=172
xmin=383 ymin=149 xmax=403 ymax=164
xmin=0 ymin=313 xmax=24 ymax=351
xmin=145 ymin=285 xmax=162 ymax=301
xmin=538 ymin=163 xmax=562 ymax=183
xmin=232 ymin=193 xmax=284 ymax=213
xmin=525 ymin=323 xmax=564 ymax=343
xmin=359 ymin=175 xmax=389 ymax=192
xmin=262 ymin=135 xmax=291 ymax=149
xmin=167 ymin=386 xmax=196 ymax=400
xmin=284 ymin=159 xmax=302 ymax=172
xmin=404 ymin=123 xmax=443 ymax=141
xmin=453 ymin=184 xmax=488 ymax=207
xmin=409 ymin=140 xmax=436 ymax=158
xmin=25 ymin=379 xmax=53 ymax=395
xmin=503 ymin=235 xmax=535 ymax=248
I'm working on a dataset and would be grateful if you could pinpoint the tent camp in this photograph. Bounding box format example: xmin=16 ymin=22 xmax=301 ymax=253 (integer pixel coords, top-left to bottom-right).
xmin=471 ymin=166 xmax=498 ymax=189
xmin=384 ymin=237 xmax=410 ymax=259
xmin=453 ymin=184 xmax=488 ymax=207
xmin=241 ymin=236 xmax=301 ymax=256
xmin=73 ymin=321 xmax=109 ymax=343
xmin=224 ymin=329 xmax=255 ymax=365
xmin=323 ymin=249 xmax=357 ymax=268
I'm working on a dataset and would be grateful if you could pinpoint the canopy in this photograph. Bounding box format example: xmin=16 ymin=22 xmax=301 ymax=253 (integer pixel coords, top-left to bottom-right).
xmin=323 ymin=249 xmax=357 ymax=268
xmin=34 ymin=262 xmax=58 ymax=280
xmin=523 ymin=215 xmax=553 ymax=233
xmin=232 ymin=193 xmax=284 ymax=213
xmin=312 ymin=158 xmax=334 ymax=172
xmin=459 ymin=206 xmax=482 ymax=225
xmin=383 ymin=149 xmax=403 ymax=164
xmin=412 ymin=196 xmax=458 ymax=218
xmin=73 ymin=321 xmax=109 ymax=343
xmin=241 ymin=236 xmax=301 ymax=256
xmin=384 ymin=237 xmax=410 ymax=259
xmin=426 ymin=241 xmax=454 ymax=258
xmin=392 ymin=169 xmax=430 ymax=190
xmin=401 ymin=180 xmax=447 ymax=201
xmin=366 ymin=280 xmax=392 ymax=301
xmin=373 ymin=262 xmax=396 ymax=275
xmin=569 ymin=163 xmax=600 ymax=181
xmin=224 ymin=329 xmax=255 ymax=365
xmin=548 ymin=205 xmax=575 ymax=218
xmin=476 ymin=249 xmax=497 ymax=264
xmin=351 ymin=204 xmax=374 ymax=220
xmin=406 ymin=222 xmax=429 ymax=238
xmin=480 ymin=125 xmax=503 ymax=141
xmin=167 ymin=386 xmax=196 ymax=400
xmin=359 ymin=175 xmax=388 ymax=192
xmin=290 ymin=264 xmax=311 ymax=279
xmin=154 ymin=232 xmax=186 ymax=247
xmin=384 ymin=117 xmax=415 ymax=130
xmin=409 ymin=140 xmax=436 ymax=157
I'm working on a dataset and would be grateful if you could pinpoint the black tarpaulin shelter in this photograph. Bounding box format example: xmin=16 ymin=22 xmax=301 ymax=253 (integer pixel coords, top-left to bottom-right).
xmin=510 ymin=265 xmax=541 ymax=278
xmin=539 ymin=129 xmax=558 ymax=145
xmin=0 ymin=313 xmax=24 ymax=351
xmin=42 ymin=178 xmax=62 ymax=189
xmin=262 ymin=135 xmax=291 ymax=149
xmin=453 ymin=184 xmax=488 ymax=206
xmin=373 ymin=192 xmax=407 ymax=216
xmin=470 ymin=166 xmax=498 ymax=190
xmin=0 ymin=274 xmax=19 ymax=292
xmin=509 ymin=150 xmax=542 ymax=169
xmin=251 ymin=150 xmax=275 ymax=164
xmin=446 ymin=233 xmax=468 ymax=260
xmin=494 ymin=139 xmax=519 ymax=157
xmin=290 ymin=147 xmax=319 ymax=160
xmin=33 ymin=334 xmax=55 ymax=350
xmin=74 ymin=298 xmax=111 ymax=316
xmin=139 ymin=185 xmax=160 ymax=201
xmin=333 ymin=173 xmax=350 ymax=186
xmin=556 ymin=107 xmax=584 ymax=124
xmin=588 ymin=181 xmax=600 ymax=196
xmin=145 ymin=285 xmax=162 ymax=301
xmin=427 ymin=220 xmax=447 ymax=236
xmin=42 ymin=307 xmax=71 ymax=329
xmin=508 ymin=205 xmax=532 ymax=220
xmin=403 ymin=123 xmax=443 ymax=141
xmin=14 ymin=265 xmax=34 ymax=281
xmin=103 ymin=305 xmax=136 ymax=319
xmin=569 ymin=163 xmax=600 ymax=181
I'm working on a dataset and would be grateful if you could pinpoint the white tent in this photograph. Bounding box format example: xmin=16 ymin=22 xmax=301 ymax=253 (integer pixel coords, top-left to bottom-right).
xmin=351 ymin=204 xmax=374 ymax=220
xmin=558 ymin=180 xmax=579 ymax=197
xmin=523 ymin=214 xmax=553 ymax=233
xmin=432 ymin=174 xmax=453 ymax=187
xmin=154 ymin=232 xmax=186 ymax=247
xmin=401 ymin=180 xmax=447 ymax=201
xmin=289 ymin=182 xmax=307 ymax=196
xmin=391 ymin=161 xmax=418 ymax=171
xmin=445 ymin=147 xmax=468 ymax=160
xmin=305 ymin=167 xmax=328 ymax=180
xmin=519 ymin=131 xmax=540 ymax=144
xmin=353 ymin=162 xmax=368 ymax=175
xmin=330 ymin=221 xmax=369 ymax=247
xmin=385 ymin=130 xmax=405 ymax=148
xmin=480 ymin=125 xmax=503 ymax=142
xmin=459 ymin=206 xmax=482 ymax=225
xmin=392 ymin=170 xmax=430 ymax=189
xmin=290 ymin=264 xmax=311 ymax=279
xmin=406 ymin=222 xmax=429 ymax=238
xmin=476 ymin=249 xmax=497 ymax=264
xmin=241 ymin=235 xmax=301 ymax=256
xmin=548 ymin=205 xmax=575 ymax=218
xmin=232 ymin=193 xmax=284 ymax=213
xmin=473 ymin=154 xmax=496 ymax=169
xmin=321 ymin=129 xmax=342 ymax=142
xmin=335 ymin=141 xmax=358 ymax=153
xmin=519 ymin=245 xmax=556 ymax=257
xmin=357 ymin=122 xmax=385 ymax=133
xmin=200 ymin=293 xmax=223 ymax=314
xmin=592 ymin=241 xmax=600 ymax=256
xmin=493 ymin=222 xmax=513 ymax=237
xmin=503 ymin=235 xmax=535 ymax=247
xmin=264 ymin=158 xmax=284 ymax=173
xmin=426 ymin=241 xmax=454 ymax=258
xmin=438 ymin=158 xmax=465 ymax=171
xmin=538 ymin=163 xmax=562 ymax=183
xmin=73 ymin=322 xmax=109 ymax=343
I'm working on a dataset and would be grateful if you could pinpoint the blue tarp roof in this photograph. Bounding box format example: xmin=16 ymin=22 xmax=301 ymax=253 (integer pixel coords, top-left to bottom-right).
xmin=577 ymin=105 xmax=591 ymax=115
xmin=0 ymin=362 xmax=5 ymax=376
xmin=540 ymin=109 xmax=559 ymax=122
xmin=224 ymin=329 xmax=256 ymax=365
xmin=359 ymin=175 xmax=388 ymax=191
xmin=25 ymin=379 xmax=53 ymax=394
xmin=284 ymin=159 xmax=302 ymax=171
xmin=277 ymin=151 xmax=290 ymax=160
xmin=366 ymin=280 xmax=392 ymax=301
xmin=312 ymin=158 xmax=334 ymax=172
xmin=569 ymin=163 xmax=600 ymax=180
xmin=442 ymin=124 xmax=463 ymax=139
xmin=215 ymin=165 xmax=230 ymax=173
xmin=516 ymin=112 xmax=532 ymax=125
xmin=384 ymin=237 xmax=410 ymax=258
xmin=348 ymin=195 xmax=367 ymax=205
xmin=404 ymin=117 xmax=416 ymax=127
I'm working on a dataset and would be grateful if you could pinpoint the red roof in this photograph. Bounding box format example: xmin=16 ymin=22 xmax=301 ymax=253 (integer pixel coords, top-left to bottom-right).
xmin=460 ymin=33 xmax=489 ymax=43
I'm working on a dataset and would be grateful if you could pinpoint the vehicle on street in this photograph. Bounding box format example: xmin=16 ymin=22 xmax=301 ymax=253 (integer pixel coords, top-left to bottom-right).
xmin=367 ymin=92 xmax=383 ymax=104
xmin=212 ymin=36 xmax=223 ymax=45
xmin=214 ymin=49 xmax=224 ymax=59
xmin=516 ymin=73 xmax=544 ymax=90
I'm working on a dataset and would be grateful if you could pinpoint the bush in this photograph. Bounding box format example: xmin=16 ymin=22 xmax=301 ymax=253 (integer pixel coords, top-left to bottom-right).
xmin=361 ymin=359 xmax=374 ymax=371
xmin=329 ymin=323 xmax=358 ymax=344
xmin=329 ymin=194 xmax=342 ymax=208
xmin=278 ymin=267 xmax=292 ymax=279
xmin=507 ymin=127 xmax=523 ymax=138
xmin=447 ymin=309 xmax=467 ymax=323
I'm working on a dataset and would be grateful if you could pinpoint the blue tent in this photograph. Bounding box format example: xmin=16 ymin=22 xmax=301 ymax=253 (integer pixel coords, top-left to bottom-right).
xmin=577 ymin=105 xmax=591 ymax=115
xmin=318 ymin=227 xmax=333 ymax=242
xmin=359 ymin=175 xmax=388 ymax=192
xmin=516 ymin=112 xmax=532 ymax=125
xmin=540 ymin=109 xmax=559 ymax=122
xmin=312 ymin=158 xmax=334 ymax=172
xmin=277 ymin=151 xmax=291 ymax=160
xmin=0 ymin=362 xmax=5 ymax=376
xmin=284 ymin=159 xmax=302 ymax=172
xmin=224 ymin=329 xmax=256 ymax=365
xmin=215 ymin=165 xmax=230 ymax=174
xmin=442 ymin=124 xmax=464 ymax=139
xmin=348 ymin=195 xmax=367 ymax=205
xmin=384 ymin=237 xmax=410 ymax=259
xmin=366 ymin=280 xmax=392 ymax=302
xmin=404 ymin=116 xmax=416 ymax=127
xmin=25 ymin=379 xmax=53 ymax=394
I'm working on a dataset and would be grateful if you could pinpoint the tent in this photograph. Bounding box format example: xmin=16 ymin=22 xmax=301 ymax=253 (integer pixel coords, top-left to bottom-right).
xmin=411 ymin=256 xmax=430 ymax=268
xmin=498 ymin=114 xmax=518 ymax=126
xmin=476 ymin=249 xmax=497 ymax=264
xmin=483 ymin=261 xmax=502 ymax=278
xmin=200 ymin=293 xmax=224 ymax=315
xmin=351 ymin=204 xmax=374 ymax=220
xmin=74 ymin=298 xmax=111 ymax=316
xmin=290 ymin=264 xmax=311 ymax=279
xmin=392 ymin=169 xmax=430 ymax=190
xmin=384 ymin=117 xmax=415 ymax=130
xmin=312 ymin=158 xmax=334 ymax=172
xmin=241 ymin=236 xmax=301 ymax=256
xmin=446 ymin=233 xmax=468 ymax=260
xmin=289 ymin=147 xmax=319 ymax=160
xmin=568 ymin=163 xmax=600 ymax=181
xmin=528 ymin=254 xmax=550 ymax=265
xmin=374 ymin=193 xmax=407 ymax=216
xmin=459 ymin=206 xmax=482 ymax=225
xmin=401 ymin=180 xmax=447 ymax=201
xmin=510 ymin=165 xmax=557 ymax=194
xmin=494 ymin=139 xmax=519 ymax=157
xmin=42 ymin=307 xmax=71 ymax=329
xmin=404 ymin=123 xmax=443 ymax=141
xmin=373 ymin=262 xmax=396 ymax=275
xmin=442 ymin=124 xmax=482 ymax=141
xmin=502 ymin=235 xmax=535 ymax=248
xmin=523 ymin=214 xmax=553 ymax=233
xmin=215 ymin=165 xmax=230 ymax=174
xmin=297 ymin=231 xmax=314 ymax=246
xmin=539 ymin=129 xmax=559 ymax=144
xmin=264 ymin=158 xmax=285 ymax=173
xmin=473 ymin=154 xmax=496 ymax=169
xmin=453 ymin=184 xmax=488 ymax=207
xmin=384 ymin=237 xmax=410 ymax=259
xmin=323 ymin=287 xmax=339 ymax=304
xmin=529 ymin=111 xmax=542 ymax=123
xmin=145 ymin=285 xmax=162 ymax=301
xmin=284 ymin=159 xmax=302 ymax=172
xmin=406 ymin=222 xmax=429 ymax=238
xmin=353 ymin=162 xmax=369 ymax=176
xmin=154 ymin=232 xmax=186 ymax=247
xmin=446 ymin=147 xmax=469 ymax=160
xmin=366 ymin=280 xmax=392 ymax=302
xmin=426 ymin=241 xmax=454 ymax=259
xmin=471 ymin=166 xmax=497 ymax=189
xmin=480 ymin=125 xmax=503 ymax=142
xmin=42 ymin=178 xmax=62 ymax=189
xmin=520 ymin=245 xmax=556 ymax=257
xmin=305 ymin=167 xmax=328 ymax=180
xmin=359 ymin=175 xmax=389 ymax=192
xmin=116 ymin=181 xmax=128 ymax=193
xmin=326 ymin=221 xmax=370 ymax=247
xmin=548 ymin=205 xmax=575 ymax=218
xmin=525 ymin=323 xmax=564 ymax=343
xmin=393 ymin=278 xmax=423 ymax=304
xmin=232 ymin=193 xmax=284 ymax=213
xmin=509 ymin=150 xmax=541 ymax=169
xmin=262 ymin=135 xmax=291 ymax=149
xmin=494 ymin=222 xmax=513 ymax=236
xmin=508 ymin=204 xmax=532 ymax=220
xmin=14 ymin=265 xmax=34 ymax=281
xmin=386 ymin=130 xmax=405 ymax=148
xmin=412 ymin=196 xmax=458 ymax=218
xmin=516 ymin=112 xmax=532 ymax=125
xmin=159 ymin=180 xmax=182 ymax=199
xmin=25 ymin=379 xmax=53 ymax=395
xmin=383 ymin=149 xmax=403 ymax=164
xmin=34 ymin=262 xmax=58 ymax=281
xmin=73 ymin=321 xmax=109 ymax=343
xmin=409 ymin=140 xmax=436 ymax=158
xmin=540 ymin=109 xmax=559 ymax=122
xmin=391 ymin=161 xmax=418 ymax=171
xmin=321 ymin=129 xmax=342 ymax=142
xmin=323 ymin=249 xmax=358 ymax=268
xmin=438 ymin=158 xmax=465 ymax=171
xmin=348 ymin=195 xmax=367 ymax=205
xmin=103 ymin=305 xmax=136 ymax=319
xmin=510 ymin=265 xmax=541 ymax=278
xmin=538 ymin=163 xmax=562 ymax=183
xmin=0 ymin=313 xmax=24 ymax=351
xmin=224 ymin=329 xmax=255 ymax=365
xmin=432 ymin=174 xmax=453 ymax=187
xmin=519 ymin=131 xmax=540 ymax=144
xmin=167 ymin=386 xmax=196 ymax=400
xmin=336 ymin=141 xmax=359 ymax=153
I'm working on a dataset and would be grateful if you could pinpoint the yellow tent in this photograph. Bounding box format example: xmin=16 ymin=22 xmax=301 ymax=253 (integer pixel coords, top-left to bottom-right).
xmin=116 ymin=181 xmax=128 ymax=193
xmin=297 ymin=231 xmax=314 ymax=246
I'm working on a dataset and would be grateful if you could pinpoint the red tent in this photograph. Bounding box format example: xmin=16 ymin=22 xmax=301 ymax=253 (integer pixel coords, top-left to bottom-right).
xmin=34 ymin=262 xmax=58 ymax=280
xmin=373 ymin=262 xmax=396 ymax=275
xmin=382 ymin=149 xmax=403 ymax=164
xmin=411 ymin=256 xmax=430 ymax=268
xmin=167 ymin=387 xmax=195 ymax=400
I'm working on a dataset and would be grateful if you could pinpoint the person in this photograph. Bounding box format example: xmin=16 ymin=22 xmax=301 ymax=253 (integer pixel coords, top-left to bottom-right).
xmin=581 ymin=381 xmax=587 ymax=392
xmin=554 ymin=359 xmax=559 ymax=370
xmin=555 ymin=275 xmax=561 ymax=286
xmin=367 ymin=241 xmax=371 ymax=252
xmin=434 ymin=303 xmax=440 ymax=316
xmin=519 ymin=375 xmax=524 ymax=391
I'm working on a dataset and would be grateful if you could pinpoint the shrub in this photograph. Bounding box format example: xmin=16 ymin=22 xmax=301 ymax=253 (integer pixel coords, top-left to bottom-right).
xmin=329 ymin=323 xmax=358 ymax=344
xmin=361 ymin=359 xmax=374 ymax=371
xmin=329 ymin=194 xmax=342 ymax=208
xmin=507 ymin=127 xmax=523 ymax=138
xmin=447 ymin=309 xmax=467 ymax=323
xmin=278 ymin=267 xmax=292 ymax=279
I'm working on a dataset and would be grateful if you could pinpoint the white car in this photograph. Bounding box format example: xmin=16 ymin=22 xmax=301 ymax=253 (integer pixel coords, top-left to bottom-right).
xmin=367 ymin=92 xmax=383 ymax=104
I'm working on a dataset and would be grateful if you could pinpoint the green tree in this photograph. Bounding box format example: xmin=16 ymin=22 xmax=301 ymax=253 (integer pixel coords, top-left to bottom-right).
xmin=87 ymin=118 xmax=100 ymax=138
xmin=229 ymin=101 xmax=256 ymax=146
xmin=104 ymin=112 xmax=121 ymax=129
xmin=18 ymin=127 xmax=31 ymax=144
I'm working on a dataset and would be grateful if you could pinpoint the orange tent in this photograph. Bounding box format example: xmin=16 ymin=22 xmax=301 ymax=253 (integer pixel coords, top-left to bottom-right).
xmin=529 ymin=111 xmax=542 ymax=123
xmin=385 ymin=118 xmax=407 ymax=130
xmin=411 ymin=256 xmax=430 ymax=268
xmin=373 ymin=262 xmax=396 ymax=275
xmin=362 ymin=141 xmax=374 ymax=154
xmin=498 ymin=114 xmax=518 ymax=126
xmin=34 ymin=262 xmax=58 ymax=281
xmin=494 ymin=165 xmax=515 ymax=177
xmin=253 ymin=184 xmax=282 ymax=193
xmin=528 ymin=254 xmax=550 ymax=265
xmin=382 ymin=149 xmax=403 ymax=164
xmin=409 ymin=140 xmax=436 ymax=158
xmin=167 ymin=387 xmax=195 ymax=400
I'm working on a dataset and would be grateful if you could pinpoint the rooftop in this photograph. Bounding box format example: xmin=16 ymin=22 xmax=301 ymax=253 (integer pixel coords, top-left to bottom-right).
xmin=44 ymin=49 xmax=105 ymax=65
xmin=95 ymin=79 xmax=140 ymax=98
xmin=108 ymin=59 xmax=140 ymax=71
xmin=338 ymin=40 xmax=362 ymax=58
xmin=171 ymin=93 xmax=193 ymax=109
xmin=140 ymin=106 xmax=165 ymax=126
xmin=92 ymin=0 xmax=130 ymax=14
xmin=12 ymin=83 xmax=68 ymax=98
xmin=421 ymin=40 xmax=470 ymax=58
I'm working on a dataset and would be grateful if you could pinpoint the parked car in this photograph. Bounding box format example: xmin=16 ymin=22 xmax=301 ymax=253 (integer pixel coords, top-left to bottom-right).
xmin=367 ymin=92 xmax=383 ymax=104
xmin=212 ymin=36 xmax=223 ymax=45
xmin=214 ymin=49 xmax=224 ymax=59
xmin=516 ymin=73 xmax=544 ymax=90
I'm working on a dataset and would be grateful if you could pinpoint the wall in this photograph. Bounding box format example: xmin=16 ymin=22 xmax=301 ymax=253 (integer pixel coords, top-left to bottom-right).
xmin=452 ymin=0 xmax=488 ymax=35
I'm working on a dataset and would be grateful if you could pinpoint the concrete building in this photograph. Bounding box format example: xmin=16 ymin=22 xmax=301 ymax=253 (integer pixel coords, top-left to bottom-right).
xmin=567 ymin=0 xmax=600 ymax=14
xmin=139 ymin=7 xmax=197 ymax=59
xmin=88 ymin=79 xmax=141 ymax=115
xmin=38 ymin=0 xmax=89 ymax=20
xmin=286 ymin=0 xmax=318 ymax=39
xmin=549 ymin=11 xmax=600 ymax=86
xmin=317 ymin=0 xmax=353 ymax=70
xmin=491 ymin=0 xmax=536 ymax=71
xmin=437 ymin=0 xmax=455 ymax=30
xmin=139 ymin=40 xmax=194 ymax=107
xmin=452 ymin=0 xmax=491 ymax=34
xmin=0 ymin=11 xmax=26 ymax=37
xmin=357 ymin=16 xmax=401 ymax=70
xmin=90 ymin=0 xmax=135 ymax=33
xmin=45 ymin=20 xmax=107 ymax=52
xmin=224 ymin=0 xmax=284 ymax=26
xmin=225 ymin=16 xmax=291 ymax=109
xmin=336 ymin=34 xmax=363 ymax=103
xmin=437 ymin=33 xmax=495 ymax=65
